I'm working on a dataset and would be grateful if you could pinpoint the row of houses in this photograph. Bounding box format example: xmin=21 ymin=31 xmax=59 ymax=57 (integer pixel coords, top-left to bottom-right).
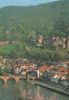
xmin=39 ymin=64 xmax=69 ymax=77
xmin=0 ymin=58 xmax=69 ymax=84
xmin=13 ymin=60 xmax=69 ymax=82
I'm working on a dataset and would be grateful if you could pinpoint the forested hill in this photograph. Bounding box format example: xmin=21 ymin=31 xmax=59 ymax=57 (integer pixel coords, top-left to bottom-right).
xmin=0 ymin=0 xmax=69 ymax=60
xmin=0 ymin=0 xmax=69 ymax=36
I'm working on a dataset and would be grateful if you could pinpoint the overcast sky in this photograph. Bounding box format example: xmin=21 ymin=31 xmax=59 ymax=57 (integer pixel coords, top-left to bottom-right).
xmin=0 ymin=0 xmax=58 ymax=8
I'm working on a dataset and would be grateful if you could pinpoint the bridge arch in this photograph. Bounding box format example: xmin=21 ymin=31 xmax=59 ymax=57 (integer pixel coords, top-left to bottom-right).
xmin=7 ymin=77 xmax=16 ymax=85
xmin=0 ymin=76 xmax=20 ymax=84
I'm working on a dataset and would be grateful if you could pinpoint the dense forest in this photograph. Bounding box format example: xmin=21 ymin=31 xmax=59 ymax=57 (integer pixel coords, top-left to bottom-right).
xmin=0 ymin=0 xmax=69 ymax=61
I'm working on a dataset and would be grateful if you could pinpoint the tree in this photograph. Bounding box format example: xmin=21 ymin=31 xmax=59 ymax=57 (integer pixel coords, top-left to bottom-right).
xmin=53 ymin=0 xmax=69 ymax=37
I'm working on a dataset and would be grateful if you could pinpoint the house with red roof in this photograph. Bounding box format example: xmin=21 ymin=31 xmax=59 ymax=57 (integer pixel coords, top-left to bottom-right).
xmin=38 ymin=65 xmax=50 ymax=76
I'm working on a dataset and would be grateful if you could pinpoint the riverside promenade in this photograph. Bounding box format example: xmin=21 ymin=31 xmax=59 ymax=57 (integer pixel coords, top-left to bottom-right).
xmin=32 ymin=81 xmax=69 ymax=96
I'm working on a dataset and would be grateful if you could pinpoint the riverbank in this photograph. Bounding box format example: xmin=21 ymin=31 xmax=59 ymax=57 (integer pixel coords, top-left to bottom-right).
xmin=28 ymin=80 xmax=69 ymax=96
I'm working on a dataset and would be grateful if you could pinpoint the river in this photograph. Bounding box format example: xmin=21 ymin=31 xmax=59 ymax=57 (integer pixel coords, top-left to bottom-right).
xmin=0 ymin=80 xmax=69 ymax=100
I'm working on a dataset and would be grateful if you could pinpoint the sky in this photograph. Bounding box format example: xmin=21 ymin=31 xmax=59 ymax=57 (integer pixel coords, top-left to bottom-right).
xmin=0 ymin=0 xmax=58 ymax=8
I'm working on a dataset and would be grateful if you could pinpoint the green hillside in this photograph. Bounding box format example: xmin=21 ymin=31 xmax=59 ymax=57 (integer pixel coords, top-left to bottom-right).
xmin=0 ymin=0 xmax=69 ymax=60
xmin=0 ymin=0 xmax=69 ymax=36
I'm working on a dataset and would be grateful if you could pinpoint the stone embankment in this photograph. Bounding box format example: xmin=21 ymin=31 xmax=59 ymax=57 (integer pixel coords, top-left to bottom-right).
xmin=31 ymin=81 xmax=69 ymax=96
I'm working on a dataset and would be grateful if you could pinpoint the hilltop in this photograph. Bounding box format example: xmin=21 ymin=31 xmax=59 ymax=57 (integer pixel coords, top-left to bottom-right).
xmin=0 ymin=0 xmax=69 ymax=36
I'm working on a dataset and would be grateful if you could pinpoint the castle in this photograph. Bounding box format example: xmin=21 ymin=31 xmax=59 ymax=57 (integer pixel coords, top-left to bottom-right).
xmin=36 ymin=35 xmax=69 ymax=49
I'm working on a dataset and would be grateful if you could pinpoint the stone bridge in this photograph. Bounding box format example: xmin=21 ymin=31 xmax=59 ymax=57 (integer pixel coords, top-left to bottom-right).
xmin=0 ymin=76 xmax=20 ymax=84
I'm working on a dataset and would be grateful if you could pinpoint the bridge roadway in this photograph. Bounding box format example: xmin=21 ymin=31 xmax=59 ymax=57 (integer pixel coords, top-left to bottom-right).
xmin=0 ymin=75 xmax=20 ymax=84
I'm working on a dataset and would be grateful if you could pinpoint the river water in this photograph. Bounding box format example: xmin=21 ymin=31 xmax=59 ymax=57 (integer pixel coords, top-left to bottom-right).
xmin=0 ymin=80 xmax=69 ymax=100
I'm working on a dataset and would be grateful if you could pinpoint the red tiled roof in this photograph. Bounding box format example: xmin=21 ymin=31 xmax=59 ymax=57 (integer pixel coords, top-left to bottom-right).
xmin=39 ymin=65 xmax=50 ymax=71
xmin=59 ymin=67 xmax=67 ymax=72
xmin=24 ymin=63 xmax=33 ymax=67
